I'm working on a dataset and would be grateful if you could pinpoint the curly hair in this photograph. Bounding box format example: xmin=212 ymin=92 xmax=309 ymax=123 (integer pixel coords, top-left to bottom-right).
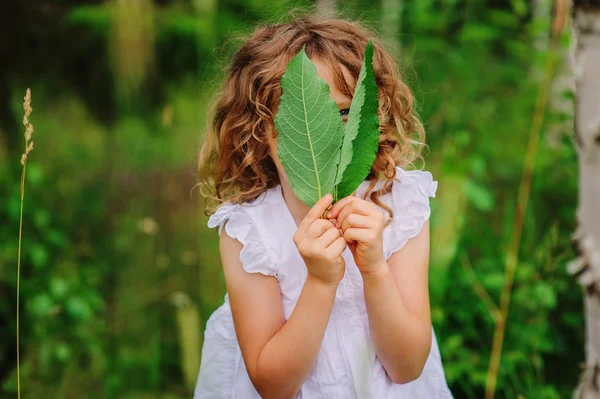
xmin=199 ymin=15 xmax=425 ymax=216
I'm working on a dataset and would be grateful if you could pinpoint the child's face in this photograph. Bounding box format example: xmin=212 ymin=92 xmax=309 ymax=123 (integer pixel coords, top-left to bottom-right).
xmin=269 ymin=56 xmax=353 ymax=187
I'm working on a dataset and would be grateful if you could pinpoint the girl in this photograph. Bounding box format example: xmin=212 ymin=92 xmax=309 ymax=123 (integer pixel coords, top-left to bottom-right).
xmin=196 ymin=15 xmax=453 ymax=399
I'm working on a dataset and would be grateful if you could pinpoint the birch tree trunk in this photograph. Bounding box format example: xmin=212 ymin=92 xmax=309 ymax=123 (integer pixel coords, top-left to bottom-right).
xmin=316 ymin=0 xmax=337 ymax=17
xmin=569 ymin=2 xmax=600 ymax=398
xmin=381 ymin=0 xmax=404 ymax=58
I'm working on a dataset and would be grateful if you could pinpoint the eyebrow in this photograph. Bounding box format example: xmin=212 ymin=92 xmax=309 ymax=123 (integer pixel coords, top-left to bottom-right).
xmin=336 ymin=101 xmax=351 ymax=109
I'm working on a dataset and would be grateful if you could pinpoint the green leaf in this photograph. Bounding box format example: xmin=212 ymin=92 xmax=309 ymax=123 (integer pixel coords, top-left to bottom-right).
xmin=465 ymin=179 xmax=494 ymax=211
xmin=334 ymin=40 xmax=380 ymax=200
xmin=275 ymin=47 xmax=345 ymax=207
xmin=66 ymin=297 xmax=93 ymax=321
xmin=49 ymin=277 xmax=69 ymax=300
xmin=30 ymin=293 xmax=54 ymax=317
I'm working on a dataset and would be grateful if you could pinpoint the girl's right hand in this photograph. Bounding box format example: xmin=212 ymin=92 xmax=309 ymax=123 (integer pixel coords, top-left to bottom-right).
xmin=293 ymin=194 xmax=347 ymax=286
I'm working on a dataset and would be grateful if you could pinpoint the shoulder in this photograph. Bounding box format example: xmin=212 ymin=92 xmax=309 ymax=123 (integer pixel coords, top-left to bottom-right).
xmin=207 ymin=186 xmax=283 ymax=230
xmin=207 ymin=187 xmax=283 ymax=278
xmin=359 ymin=166 xmax=438 ymax=258
xmin=357 ymin=166 xmax=437 ymax=208
xmin=392 ymin=166 xmax=438 ymax=200
xmin=387 ymin=167 xmax=437 ymax=218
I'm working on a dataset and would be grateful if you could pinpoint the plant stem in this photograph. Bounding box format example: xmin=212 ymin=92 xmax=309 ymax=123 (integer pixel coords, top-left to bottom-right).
xmin=17 ymin=159 xmax=26 ymax=399
xmin=460 ymin=253 xmax=499 ymax=322
xmin=484 ymin=27 xmax=560 ymax=399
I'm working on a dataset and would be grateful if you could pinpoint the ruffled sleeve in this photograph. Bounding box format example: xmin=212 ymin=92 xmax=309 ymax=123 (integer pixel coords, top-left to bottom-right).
xmin=207 ymin=203 xmax=278 ymax=279
xmin=384 ymin=167 xmax=438 ymax=259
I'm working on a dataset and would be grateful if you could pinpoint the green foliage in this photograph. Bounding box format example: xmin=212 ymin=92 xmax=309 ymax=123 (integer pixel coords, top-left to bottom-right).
xmin=0 ymin=1 xmax=583 ymax=398
xmin=276 ymin=42 xmax=380 ymax=206
xmin=275 ymin=47 xmax=345 ymax=207
xmin=335 ymin=40 xmax=380 ymax=200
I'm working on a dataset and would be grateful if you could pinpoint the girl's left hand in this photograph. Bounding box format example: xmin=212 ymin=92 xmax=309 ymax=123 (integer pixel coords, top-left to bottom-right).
xmin=327 ymin=196 xmax=387 ymax=275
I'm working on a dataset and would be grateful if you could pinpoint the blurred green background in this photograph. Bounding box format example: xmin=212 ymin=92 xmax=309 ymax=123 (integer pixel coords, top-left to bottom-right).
xmin=0 ymin=0 xmax=582 ymax=398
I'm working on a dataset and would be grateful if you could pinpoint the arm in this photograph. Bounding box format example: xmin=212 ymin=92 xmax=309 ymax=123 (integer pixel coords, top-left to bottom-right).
xmin=327 ymin=197 xmax=432 ymax=383
xmin=222 ymin=194 xmax=346 ymax=398
xmin=361 ymin=224 xmax=432 ymax=383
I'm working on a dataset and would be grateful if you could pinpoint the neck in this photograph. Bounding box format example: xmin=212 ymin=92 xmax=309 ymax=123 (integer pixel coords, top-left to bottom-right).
xmin=280 ymin=180 xmax=310 ymax=227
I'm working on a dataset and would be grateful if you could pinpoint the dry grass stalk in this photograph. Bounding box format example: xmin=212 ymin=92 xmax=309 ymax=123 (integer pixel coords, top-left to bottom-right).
xmin=484 ymin=2 xmax=568 ymax=396
xmin=17 ymin=88 xmax=34 ymax=399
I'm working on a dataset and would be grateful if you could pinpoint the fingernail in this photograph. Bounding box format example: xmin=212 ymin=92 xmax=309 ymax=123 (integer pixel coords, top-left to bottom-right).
xmin=327 ymin=212 xmax=332 ymax=218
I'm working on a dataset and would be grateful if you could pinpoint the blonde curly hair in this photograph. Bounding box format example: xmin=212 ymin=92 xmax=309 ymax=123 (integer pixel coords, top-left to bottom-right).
xmin=199 ymin=15 xmax=425 ymax=216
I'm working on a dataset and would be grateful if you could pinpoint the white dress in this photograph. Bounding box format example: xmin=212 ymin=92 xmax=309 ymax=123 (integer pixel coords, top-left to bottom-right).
xmin=194 ymin=167 xmax=453 ymax=398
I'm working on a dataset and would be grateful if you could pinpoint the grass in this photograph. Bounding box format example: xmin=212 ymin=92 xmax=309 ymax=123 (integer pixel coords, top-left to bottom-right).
xmin=17 ymin=88 xmax=34 ymax=399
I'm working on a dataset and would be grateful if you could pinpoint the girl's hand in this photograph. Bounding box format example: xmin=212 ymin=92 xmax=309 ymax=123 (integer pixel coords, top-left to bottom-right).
xmin=327 ymin=196 xmax=386 ymax=275
xmin=294 ymin=194 xmax=347 ymax=286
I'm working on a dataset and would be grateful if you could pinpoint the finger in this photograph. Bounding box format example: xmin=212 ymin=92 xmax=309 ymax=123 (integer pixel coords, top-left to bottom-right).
xmin=336 ymin=200 xmax=374 ymax=229
xmin=326 ymin=195 xmax=358 ymax=219
xmin=325 ymin=236 xmax=347 ymax=256
xmin=317 ymin=226 xmax=342 ymax=247
xmin=341 ymin=214 xmax=372 ymax=231
xmin=299 ymin=194 xmax=333 ymax=233
xmin=307 ymin=219 xmax=335 ymax=238
xmin=343 ymin=227 xmax=373 ymax=243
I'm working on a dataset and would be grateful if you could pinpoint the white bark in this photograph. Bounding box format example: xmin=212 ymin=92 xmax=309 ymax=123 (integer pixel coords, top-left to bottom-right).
xmin=171 ymin=292 xmax=202 ymax=392
xmin=533 ymin=0 xmax=553 ymax=50
xmin=569 ymin=3 xmax=600 ymax=398
xmin=110 ymin=0 xmax=155 ymax=98
xmin=381 ymin=0 xmax=404 ymax=57
xmin=316 ymin=0 xmax=337 ymax=17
